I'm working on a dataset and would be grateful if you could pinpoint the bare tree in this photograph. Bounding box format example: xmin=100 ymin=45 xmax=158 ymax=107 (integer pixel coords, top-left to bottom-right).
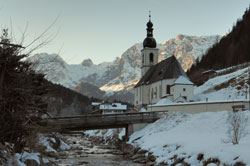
xmin=227 ymin=110 xmax=248 ymax=144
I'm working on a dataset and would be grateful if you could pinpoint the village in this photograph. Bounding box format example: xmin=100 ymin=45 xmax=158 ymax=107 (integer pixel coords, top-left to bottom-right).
xmin=1 ymin=1 xmax=250 ymax=166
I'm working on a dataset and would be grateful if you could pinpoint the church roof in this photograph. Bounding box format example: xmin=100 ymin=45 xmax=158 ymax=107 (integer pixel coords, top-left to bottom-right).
xmin=134 ymin=55 xmax=188 ymax=88
xmin=174 ymin=76 xmax=193 ymax=85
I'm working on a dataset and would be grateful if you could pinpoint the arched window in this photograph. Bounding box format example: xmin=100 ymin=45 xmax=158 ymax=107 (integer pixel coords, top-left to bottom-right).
xmin=150 ymin=53 xmax=154 ymax=62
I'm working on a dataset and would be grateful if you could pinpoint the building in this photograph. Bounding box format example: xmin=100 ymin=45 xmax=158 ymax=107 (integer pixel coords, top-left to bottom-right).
xmin=91 ymin=102 xmax=127 ymax=114
xmin=134 ymin=14 xmax=194 ymax=109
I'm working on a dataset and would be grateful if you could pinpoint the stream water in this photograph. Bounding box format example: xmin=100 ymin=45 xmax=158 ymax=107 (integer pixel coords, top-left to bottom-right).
xmin=50 ymin=134 xmax=144 ymax=166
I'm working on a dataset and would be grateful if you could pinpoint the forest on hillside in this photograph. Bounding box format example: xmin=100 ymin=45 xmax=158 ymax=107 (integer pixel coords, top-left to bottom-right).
xmin=187 ymin=6 xmax=250 ymax=85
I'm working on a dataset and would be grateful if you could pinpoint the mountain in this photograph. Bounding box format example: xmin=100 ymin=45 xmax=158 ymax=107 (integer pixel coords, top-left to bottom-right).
xmin=73 ymin=82 xmax=105 ymax=99
xmin=45 ymin=80 xmax=92 ymax=116
xmin=27 ymin=34 xmax=220 ymax=103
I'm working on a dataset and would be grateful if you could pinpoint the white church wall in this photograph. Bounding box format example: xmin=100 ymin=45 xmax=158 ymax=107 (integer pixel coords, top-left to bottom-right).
xmin=142 ymin=85 xmax=149 ymax=105
xmin=162 ymin=79 xmax=175 ymax=97
xmin=149 ymin=81 xmax=161 ymax=104
xmin=147 ymin=79 xmax=176 ymax=104
xmin=172 ymin=84 xmax=194 ymax=101
xmin=135 ymin=85 xmax=150 ymax=107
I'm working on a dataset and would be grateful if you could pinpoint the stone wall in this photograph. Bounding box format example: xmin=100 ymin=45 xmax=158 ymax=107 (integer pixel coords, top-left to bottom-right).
xmin=148 ymin=100 xmax=249 ymax=114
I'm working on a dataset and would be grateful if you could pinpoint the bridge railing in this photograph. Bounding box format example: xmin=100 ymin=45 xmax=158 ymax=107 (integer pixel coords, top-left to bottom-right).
xmin=39 ymin=111 xmax=168 ymax=130
xmin=45 ymin=111 xmax=168 ymax=120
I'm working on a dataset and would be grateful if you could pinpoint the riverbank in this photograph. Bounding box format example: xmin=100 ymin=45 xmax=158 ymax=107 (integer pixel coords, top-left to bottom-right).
xmin=10 ymin=132 xmax=145 ymax=166
xmin=85 ymin=129 xmax=157 ymax=166
xmin=86 ymin=111 xmax=250 ymax=166
xmin=51 ymin=133 xmax=144 ymax=166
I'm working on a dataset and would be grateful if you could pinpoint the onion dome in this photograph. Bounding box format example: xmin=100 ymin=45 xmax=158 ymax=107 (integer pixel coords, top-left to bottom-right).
xmin=143 ymin=12 xmax=156 ymax=48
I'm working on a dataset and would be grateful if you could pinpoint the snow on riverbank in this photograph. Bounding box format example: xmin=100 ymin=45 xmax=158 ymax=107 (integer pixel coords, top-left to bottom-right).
xmin=14 ymin=134 xmax=71 ymax=166
xmin=128 ymin=111 xmax=250 ymax=165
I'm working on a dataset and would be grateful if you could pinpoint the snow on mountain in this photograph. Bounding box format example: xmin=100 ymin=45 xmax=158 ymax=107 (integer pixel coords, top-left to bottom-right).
xmin=158 ymin=34 xmax=221 ymax=71
xmin=27 ymin=53 xmax=116 ymax=88
xmin=28 ymin=35 xmax=221 ymax=94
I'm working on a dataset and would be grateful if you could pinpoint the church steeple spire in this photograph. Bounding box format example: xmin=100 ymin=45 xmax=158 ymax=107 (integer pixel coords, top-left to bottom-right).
xmin=149 ymin=11 xmax=151 ymax=21
xmin=143 ymin=11 xmax=156 ymax=48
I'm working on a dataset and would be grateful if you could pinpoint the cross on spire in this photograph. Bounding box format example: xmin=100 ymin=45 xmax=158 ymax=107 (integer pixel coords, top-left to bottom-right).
xmin=149 ymin=11 xmax=151 ymax=21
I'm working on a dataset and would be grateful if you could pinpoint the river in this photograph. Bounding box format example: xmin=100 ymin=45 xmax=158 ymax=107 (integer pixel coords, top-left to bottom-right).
xmin=50 ymin=133 xmax=144 ymax=166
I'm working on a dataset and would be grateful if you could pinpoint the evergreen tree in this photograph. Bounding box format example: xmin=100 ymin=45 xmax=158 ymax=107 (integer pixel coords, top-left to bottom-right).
xmin=0 ymin=29 xmax=48 ymax=152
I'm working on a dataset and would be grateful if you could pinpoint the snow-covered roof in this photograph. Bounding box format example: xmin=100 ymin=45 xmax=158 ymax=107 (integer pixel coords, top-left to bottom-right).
xmin=91 ymin=102 xmax=101 ymax=106
xmin=201 ymin=70 xmax=216 ymax=75
xmin=174 ymin=76 xmax=193 ymax=85
xmin=99 ymin=103 xmax=127 ymax=110
xmin=155 ymin=98 xmax=173 ymax=106
xmin=150 ymin=99 xmax=249 ymax=107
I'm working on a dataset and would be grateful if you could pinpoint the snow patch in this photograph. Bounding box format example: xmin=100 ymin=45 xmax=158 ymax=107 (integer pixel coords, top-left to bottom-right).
xmin=128 ymin=111 xmax=250 ymax=165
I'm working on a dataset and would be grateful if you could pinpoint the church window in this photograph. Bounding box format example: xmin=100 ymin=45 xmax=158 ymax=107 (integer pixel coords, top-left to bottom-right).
xmin=148 ymin=89 xmax=150 ymax=101
xmin=142 ymin=54 xmax=144 ymax=64
xmin=140 ymin=87 xmax=142 ymax=101
xmin=166 ymin=85 xmax=170 ymax=94
xmin=151 ymin=88 xmax=154 ymax=99
xmin=150 ymin=53 xmax=154 ymax=62
xmin=183 ymin=88 xmax=186 ymax=92
xmin=155 ymin=87 xmax=157 ymax=98
xmin=159 ymin=85 xmax=162 ymax=98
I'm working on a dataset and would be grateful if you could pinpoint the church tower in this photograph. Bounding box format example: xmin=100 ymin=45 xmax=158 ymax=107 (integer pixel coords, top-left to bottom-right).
xmin=141 ymin=13 xmax=159 ymax=76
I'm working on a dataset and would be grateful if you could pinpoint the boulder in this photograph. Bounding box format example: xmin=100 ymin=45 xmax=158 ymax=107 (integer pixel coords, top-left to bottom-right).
xmin=24 ymin=159 xmax=39 ymax=166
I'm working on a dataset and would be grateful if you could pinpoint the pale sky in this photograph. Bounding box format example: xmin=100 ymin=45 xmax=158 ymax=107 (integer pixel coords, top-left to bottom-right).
xmin=0 ymin=0 xmax=249 ymax=64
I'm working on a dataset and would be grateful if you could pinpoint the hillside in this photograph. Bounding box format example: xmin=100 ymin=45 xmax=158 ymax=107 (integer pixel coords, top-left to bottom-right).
xmin=128 ymin=111 xmax=250 ymax=165
xmin=194 ymin=65 xmax=250 ymax=102
xmin=45 ymin=80 xmax=92 ymax=116
xmin=188 ymin=8 xmax=250 ymax=85
xmin=85 ymin=109 xmax=250 ymax=165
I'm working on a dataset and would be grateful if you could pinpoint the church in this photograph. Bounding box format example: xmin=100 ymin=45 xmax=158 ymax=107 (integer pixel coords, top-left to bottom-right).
xmin=134 ymin=15 xmax=194 ymax=109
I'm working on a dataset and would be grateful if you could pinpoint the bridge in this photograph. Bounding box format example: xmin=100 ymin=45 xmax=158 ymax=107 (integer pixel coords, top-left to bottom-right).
xmin=39 ymin=111 xmax=168 ymax=138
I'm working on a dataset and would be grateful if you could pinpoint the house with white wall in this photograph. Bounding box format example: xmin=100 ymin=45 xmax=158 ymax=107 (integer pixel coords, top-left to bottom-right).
xmin=134 ymin=14 xmax=194 ymax=109
xmin=91 ymin=102 xmax=127 ymax=114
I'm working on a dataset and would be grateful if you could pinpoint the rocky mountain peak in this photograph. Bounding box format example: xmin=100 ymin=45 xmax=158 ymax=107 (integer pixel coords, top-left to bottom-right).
xmin=81 ymin=58 xmax=93 ymax=67
xmin=176 ymin=34 xmax=186 ymax=41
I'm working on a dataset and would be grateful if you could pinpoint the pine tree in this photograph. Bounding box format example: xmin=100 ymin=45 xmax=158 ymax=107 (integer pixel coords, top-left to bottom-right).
xmin=0 ymin=29 xmax=48 ymax=152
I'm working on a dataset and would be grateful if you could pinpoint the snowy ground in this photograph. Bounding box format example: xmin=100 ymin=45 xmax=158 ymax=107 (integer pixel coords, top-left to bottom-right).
xmin=194 ymin=67 xmax=249 ymax=102
xmin=128 ymin=111 xmax=250 ymax=165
